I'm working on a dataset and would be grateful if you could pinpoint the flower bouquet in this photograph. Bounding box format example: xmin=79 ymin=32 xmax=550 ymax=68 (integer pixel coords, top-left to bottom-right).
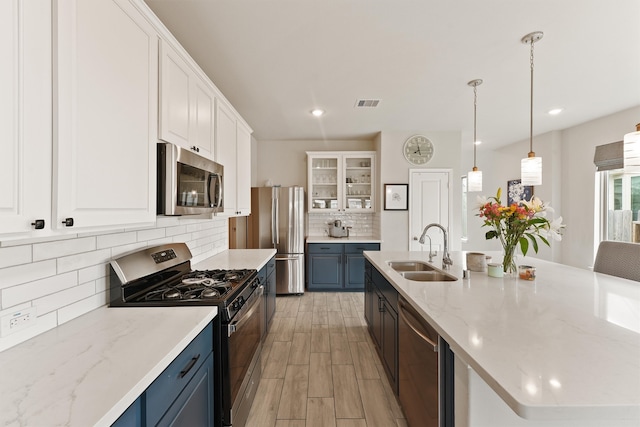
xmin=477 ymin=188 xmax=565 ymax=274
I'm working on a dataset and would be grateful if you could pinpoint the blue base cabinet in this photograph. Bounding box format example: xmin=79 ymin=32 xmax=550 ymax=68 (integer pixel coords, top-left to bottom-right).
xmin=111 ymin=323 xmax=214 ymax=427
xmin=307 ymin=243 xmax=379 ymax=291
xmin=258 ymin=256 xmax=276 ymax=339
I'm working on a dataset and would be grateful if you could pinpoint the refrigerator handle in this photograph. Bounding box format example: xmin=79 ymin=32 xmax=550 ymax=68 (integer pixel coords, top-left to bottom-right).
xmin=272 ymin=191 xmax=279 ymax=245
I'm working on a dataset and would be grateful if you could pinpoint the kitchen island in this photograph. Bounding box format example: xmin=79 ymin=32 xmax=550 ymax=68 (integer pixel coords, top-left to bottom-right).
xmin=364 ymin=250 xmax=640 ymax=426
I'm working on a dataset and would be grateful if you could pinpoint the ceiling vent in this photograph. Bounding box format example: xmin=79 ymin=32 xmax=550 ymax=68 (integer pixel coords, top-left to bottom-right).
xmin=355 ymin=99 xmax=380 ymax=108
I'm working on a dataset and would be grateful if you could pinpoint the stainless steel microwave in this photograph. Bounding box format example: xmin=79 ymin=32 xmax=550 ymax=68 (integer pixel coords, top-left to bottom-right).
xmin=157 ymin=143 xmax=223 ymax=215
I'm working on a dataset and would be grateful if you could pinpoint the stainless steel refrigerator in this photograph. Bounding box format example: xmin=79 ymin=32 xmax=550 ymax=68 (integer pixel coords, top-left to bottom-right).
xmin=249 ymin=186 xmax=305 ymax=294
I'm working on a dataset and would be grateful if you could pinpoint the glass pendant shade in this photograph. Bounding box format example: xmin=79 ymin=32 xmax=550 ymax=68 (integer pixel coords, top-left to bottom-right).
xmin=468 ymin=169 xmax=483 ymax=192
xmin=521 ymin=155 xmax=542 ymax=186
xmin=623 ymin=126 xmax=640 ymax=172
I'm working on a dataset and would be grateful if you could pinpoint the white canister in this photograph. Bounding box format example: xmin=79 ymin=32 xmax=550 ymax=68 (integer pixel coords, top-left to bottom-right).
xmin=487 ymin=263 xmax=503 ymax=278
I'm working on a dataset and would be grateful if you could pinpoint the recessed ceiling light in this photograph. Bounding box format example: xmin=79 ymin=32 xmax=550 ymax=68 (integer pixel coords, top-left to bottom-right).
xmin=548 ymin=108 xmax=563 ymax=115
xmin=311 ymin=109 xmax=325 ymax=117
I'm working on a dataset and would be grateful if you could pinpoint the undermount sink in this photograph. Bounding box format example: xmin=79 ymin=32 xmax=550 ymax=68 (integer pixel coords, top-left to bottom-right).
xmin=400 ymin=271 xmax=457 ymax=282
xmin=387 ymin=261 xmax=435 ymax=272
xmin=387 ymin=260 xmax=458 ymax=282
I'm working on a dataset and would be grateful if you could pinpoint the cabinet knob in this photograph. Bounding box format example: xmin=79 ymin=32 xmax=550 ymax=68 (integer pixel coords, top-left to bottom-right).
xmin=190 ymin=146 xmax=200 ymax=153
xmin=31 ymin=219 xmax=45 ymax=230
xmin=61 ymin=218 xmax=74 ymax=227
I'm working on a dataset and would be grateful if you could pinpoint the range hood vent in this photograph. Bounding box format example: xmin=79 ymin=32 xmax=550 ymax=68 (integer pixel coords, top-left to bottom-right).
xmin=355 ymin=99 xmax=380 ymax=108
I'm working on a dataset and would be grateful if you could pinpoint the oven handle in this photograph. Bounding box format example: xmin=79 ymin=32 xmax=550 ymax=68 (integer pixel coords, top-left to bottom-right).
xmin=227 ymin=285 xmax=264 ymax=337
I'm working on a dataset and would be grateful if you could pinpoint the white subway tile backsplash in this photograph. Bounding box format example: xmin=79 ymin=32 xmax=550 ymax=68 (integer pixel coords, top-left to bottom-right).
xmin=33 ymin=282 xmax=95 ymax=316
xmin=57 ymin=292 xmax=107 ymax=325
xmin=78 ymin=264 xmax=108 ymax=284
xmin=136 ymin=228 xmax=166 ymax=242
xmin=165 ymin=225 xmax=187 ymax=237
xmin=57 ymin=249 xmax=112 ymax=274
xmin=110 ymin=242 xmax=148 ymax=259
xmin=33 ymin=237 xmax=96 ymax=261
xmin=2 ymin=271 xmax=78 ymax=309
xmin=96 ymin=231 xmax=137 ymax=249
xmin=0 ymin=216 xmax=229 ymax=352
xmin=0 ymin=260 xmax=57 ymax=290
xmin=0 ymin=245 xmax=32 ymax=269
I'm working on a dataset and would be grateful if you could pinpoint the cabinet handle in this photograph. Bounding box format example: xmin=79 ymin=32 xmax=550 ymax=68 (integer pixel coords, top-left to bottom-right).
xmin=190 ymin=146 xmax=200 ymax=153
xmin=179 ymin=354 xmax=201 ymax=378
xmin=31 ymin=219 xmax=45 ymax=230
xmin=61 ymin=218 xmax=74 ymax=227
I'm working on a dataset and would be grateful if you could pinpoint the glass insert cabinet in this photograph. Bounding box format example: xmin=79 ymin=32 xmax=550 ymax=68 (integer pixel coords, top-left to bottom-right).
xmin=307 ymin=151 xmax=376 ymax=212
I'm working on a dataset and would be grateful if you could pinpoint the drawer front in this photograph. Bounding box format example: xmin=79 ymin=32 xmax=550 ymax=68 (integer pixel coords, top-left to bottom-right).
xmin=344 ymin=243 xmax=380 ymax=254
xmin=146 ymin=322 xmax=213 ymax=426
xmin=307 ymin=243 xmax=343 ymax=254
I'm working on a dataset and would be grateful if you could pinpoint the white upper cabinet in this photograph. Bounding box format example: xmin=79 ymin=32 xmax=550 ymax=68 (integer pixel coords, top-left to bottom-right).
xmin=235 ymin=121 xmax=252 ymax=216
xmin=0 ymin=0 xmax=52 ymax=236
xmin=215 ymin=100 xmax=252 ymax=217
xmin=307 ymin=151 xmax=376 ymax=213
xmin=53 ymin=0 xmax=158 ymax=231
xmin=215 ymin=100 xmax=238 ymax=217
xmin=159 ymin=40 xmax=215 ymax=159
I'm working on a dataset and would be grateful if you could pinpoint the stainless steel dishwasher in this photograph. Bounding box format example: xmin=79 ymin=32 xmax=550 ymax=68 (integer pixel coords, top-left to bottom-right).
xmin=398 ymin=296 xmax=454 ymax=427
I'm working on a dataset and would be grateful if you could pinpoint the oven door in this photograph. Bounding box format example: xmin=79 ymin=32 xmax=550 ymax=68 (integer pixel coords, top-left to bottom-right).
xmin=223 ymin=284 xmax=263 ymax=426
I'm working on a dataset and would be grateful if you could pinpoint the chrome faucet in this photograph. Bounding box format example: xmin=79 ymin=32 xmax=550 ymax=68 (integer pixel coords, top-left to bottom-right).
xmin=420 ymin=234 xmax=437 ymax=262
xmin=418 ymin=223 xmax=453 ymax=269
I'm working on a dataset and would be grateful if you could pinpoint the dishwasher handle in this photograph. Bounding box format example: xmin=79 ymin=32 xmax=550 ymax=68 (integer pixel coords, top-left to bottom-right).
xmin=398 ymin=299 xmax=438 ymax=352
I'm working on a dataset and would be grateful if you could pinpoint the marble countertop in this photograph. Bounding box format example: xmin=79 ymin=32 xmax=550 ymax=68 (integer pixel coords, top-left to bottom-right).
xmin=0 ymin=305 xmax=217 ymax=427
xmin=364 ymin=250 xmax=640 ymax=422
xmin=193 ymin=248 xmax=277 ymax=270
xmin=306 ymin=236 xmax=381 ymax=244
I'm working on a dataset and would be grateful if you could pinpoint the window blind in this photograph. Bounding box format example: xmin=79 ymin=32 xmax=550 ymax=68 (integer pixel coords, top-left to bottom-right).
xmin=594 ymin=141 xmax=623 ymax=171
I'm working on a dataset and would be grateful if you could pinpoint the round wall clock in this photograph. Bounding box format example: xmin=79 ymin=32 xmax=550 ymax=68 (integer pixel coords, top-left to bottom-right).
xmin=403 ymin=135 xmax=434 ymax=165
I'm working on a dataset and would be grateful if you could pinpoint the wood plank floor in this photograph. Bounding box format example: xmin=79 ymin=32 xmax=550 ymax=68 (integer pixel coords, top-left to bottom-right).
xmin=247 ymin=292 xmax=407 ymax=427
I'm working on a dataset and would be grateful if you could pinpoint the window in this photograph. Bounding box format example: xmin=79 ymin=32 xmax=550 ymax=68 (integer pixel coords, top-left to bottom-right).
xmin=601 ymin=170 xmax=640 ymax=241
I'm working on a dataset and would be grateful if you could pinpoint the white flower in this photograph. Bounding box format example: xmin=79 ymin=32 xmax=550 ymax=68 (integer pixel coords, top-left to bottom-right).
xmin=540 ymin=216 xmax=565 ymax=241
xmin=522 ymin=196 xmax=554 ymax=217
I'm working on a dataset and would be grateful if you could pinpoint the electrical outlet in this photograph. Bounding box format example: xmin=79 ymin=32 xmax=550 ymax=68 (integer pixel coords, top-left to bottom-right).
xmin=1 ymin=307 xmax=37 ymax=337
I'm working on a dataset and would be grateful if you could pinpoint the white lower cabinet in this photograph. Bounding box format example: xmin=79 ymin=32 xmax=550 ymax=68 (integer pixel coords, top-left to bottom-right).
xmin=0 ymin=0 xmax=51 ymax=236
xmin=53 ymin=0 xmax=158 ymax=231
xmin=215 ymin=100 xmax=252 ymax=217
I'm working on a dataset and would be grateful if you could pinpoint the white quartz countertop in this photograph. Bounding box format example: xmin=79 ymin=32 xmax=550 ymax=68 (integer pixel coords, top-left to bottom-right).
xmin=0 ymin=305 xmax=217 ymax=427
xmin=193 ymin=248 xmax=277 ymax=271
xmin=306 ymin=236 xmax=381 ymax=244
xmin=364 ymin=250 xmax=640 ymax=422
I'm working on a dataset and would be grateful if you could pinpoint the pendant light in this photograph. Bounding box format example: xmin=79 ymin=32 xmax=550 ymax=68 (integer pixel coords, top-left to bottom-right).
xmin=467 ymin=79 xmax=483 ymax=192
xmin=520 ymin=31 xmax=544 ymax=186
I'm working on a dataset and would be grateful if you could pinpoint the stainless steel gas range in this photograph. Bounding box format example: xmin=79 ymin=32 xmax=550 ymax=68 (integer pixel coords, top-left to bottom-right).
xmin=109 ymin=243 xmax=263 ymax=427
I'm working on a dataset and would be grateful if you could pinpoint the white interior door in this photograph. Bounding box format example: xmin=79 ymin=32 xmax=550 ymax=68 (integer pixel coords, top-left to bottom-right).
xmin=408 ymin=170 xmax=451 ymax=251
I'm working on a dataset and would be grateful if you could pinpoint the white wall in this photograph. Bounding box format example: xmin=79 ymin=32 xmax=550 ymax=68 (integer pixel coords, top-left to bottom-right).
xmin=462 ymin=105 xmax=640 ymax=269
xmin=255 ymin=139 xmax=375 ymax=188
xmin=379 ymin=130 xmax=463 ymax=251
xmin=0 ymin=216 xmax=229 ymax=352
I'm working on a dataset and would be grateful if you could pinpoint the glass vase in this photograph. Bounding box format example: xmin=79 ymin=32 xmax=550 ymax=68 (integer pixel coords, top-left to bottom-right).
xmin=502 ymin=244 xmax=518 ymax=276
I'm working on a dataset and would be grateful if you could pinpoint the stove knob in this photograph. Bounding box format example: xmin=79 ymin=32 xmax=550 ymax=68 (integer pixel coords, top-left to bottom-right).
xmin=232 ymin=301 xmax=241 ymax=311
xmin=238 ymin=296 xmax=245 ymax=306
